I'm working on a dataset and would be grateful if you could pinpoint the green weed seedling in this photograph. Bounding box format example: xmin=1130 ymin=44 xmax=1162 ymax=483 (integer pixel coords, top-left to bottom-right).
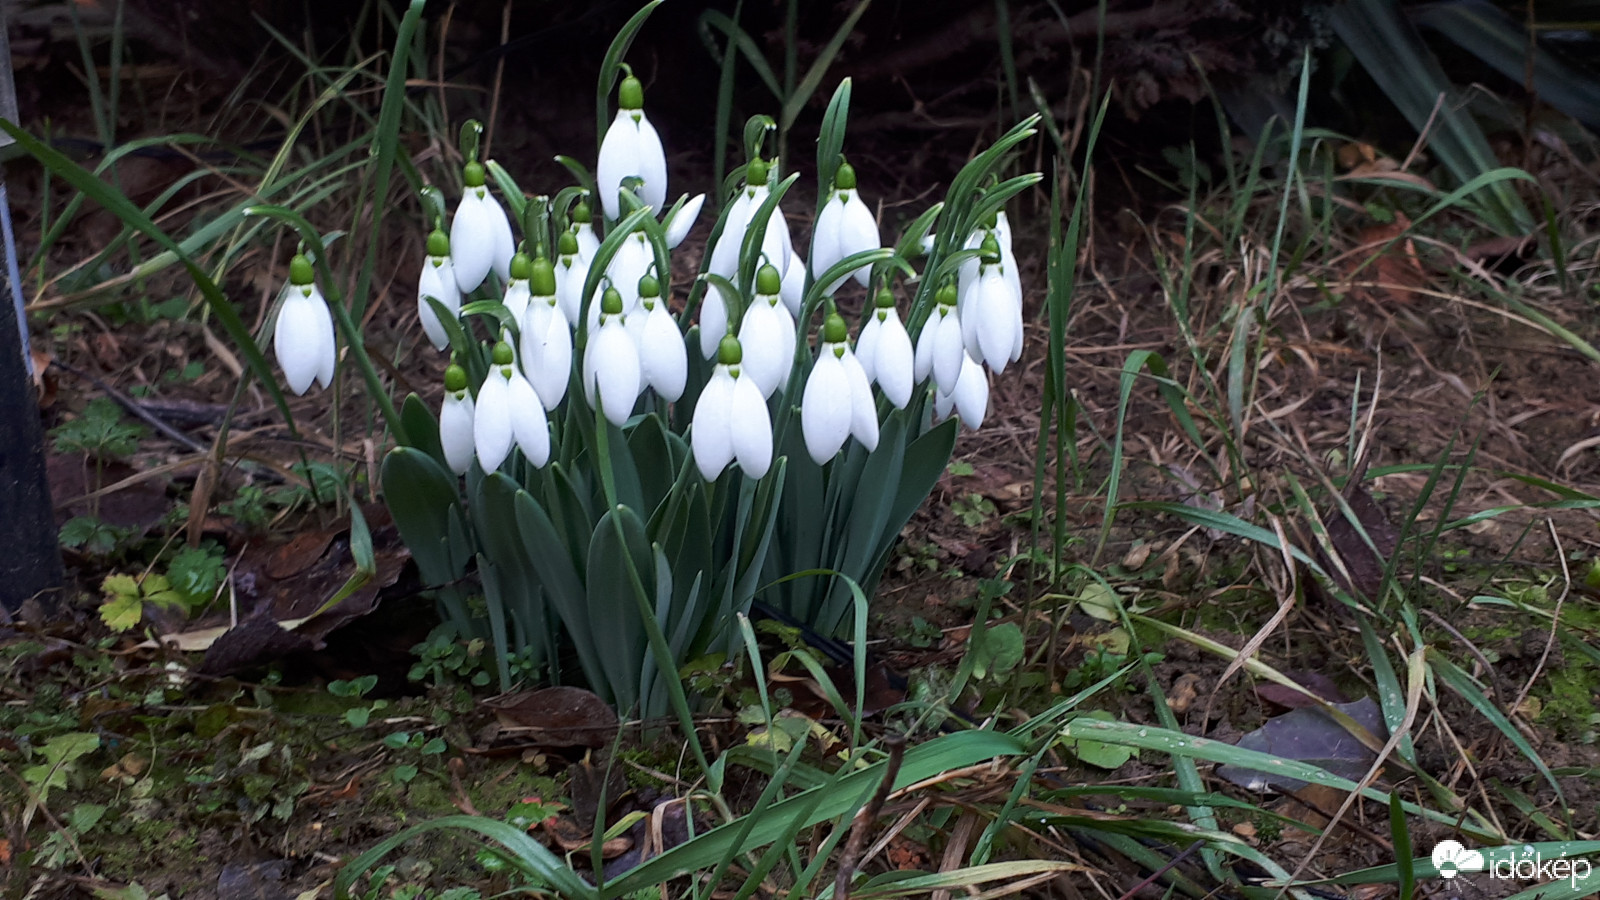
xmin=382 ymin=730 xmax=447 ymax=785
xmin=329 ymin=675 xmax=387 ymax=728
xmin=52 ymin=396 xmax=149 ymax=557
xmin=409 ymin=623 xmax=494 ymax=689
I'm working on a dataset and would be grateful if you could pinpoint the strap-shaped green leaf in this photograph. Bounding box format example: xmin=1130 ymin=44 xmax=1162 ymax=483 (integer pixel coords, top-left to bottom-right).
xmin=397 ymin=393 xmax=444 ymax=466
xmin=586 ymin=505 xmax=655 ymax=713
xmin=380 ymin=448 xmax=468 ymax=587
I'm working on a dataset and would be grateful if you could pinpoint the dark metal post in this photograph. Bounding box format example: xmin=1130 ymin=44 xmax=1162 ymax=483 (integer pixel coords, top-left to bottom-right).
xmin=0 ymin=6 xmax=64 ymax=615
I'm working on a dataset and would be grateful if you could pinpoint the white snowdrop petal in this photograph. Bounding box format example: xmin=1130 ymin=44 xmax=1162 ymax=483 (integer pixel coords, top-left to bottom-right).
xmin=691 ymin=369 xmax=736 ymax=480
xmin=502 ymin=281 xmax=531 ymax=326
xmin=574 ymin=223 xmax=600 ymax=264
xmin=913 ymin=313 xmax=938 ymax=383
xmin=738 ymin=303 xmax=786 ymax=398
xmin=521 ymin=304 xmax=571 ymax=409
xmin=856 ymin=316 xmax=881 ymax=384
xmin=933 ymin=310 xmax=966 ymax=395
xmin=729 ymin=375 xmax=772 ymax=478
xmin=809 ymin=196 xmax=846 ymax=289
xmin=959 ymin=274 xmax=983 ymax=362
xmin=557 ymin=255 xmax=591 ymax=325
xmin=608 ymin=235 xmax=651 ymax=314
xmin=664 ymin=193 xmax=705 ymax=249
xmin=707 ymin=191 xmax=755 ymax=282
xmin=506 ymin=371 xmax=550 ymax=466
xmin=310 ymin=289 xmax=337 ymax=390
xmin=450 ymin=192 xmax=496 ymax=293
xmin=274 ymin=291 xmax=321 ymax=395
xmin=634 ymin=113 xmax=668 ymax=212
xmin=440 ymin=393 xmax=476 ymax=475
xmin=952 ymin=352 xmax=989 ymax=429
xmin=585 ymin=321 xmax=642 ymax=427
xmin=640 ymin=305 xmax=687 ymax=401
xmin=596 ymin=111 xmax=640 ymax=221
xmin=418 ymin=258 xmax=459 ymax=351
xmin=838 ymin=194 xmax=881 ymax=287
xmin=488 ymin=200 xmax=515 ymax=284
xmin=801 ymin=353 xmax=851 ymax=464
xmin=875 ymin=312 xmax=915 ymax=409
xmin=977 ymin=268 xmax=1014 ymax=373
xmin=698 ymin=290 xmax=728 ymax=360
xmin=474 ymin=372 xmax=514 ymax=472
xmin=841 ymin=350 xmax=879 ymax=452
xmin=779 ymin=254 xmax=806 ymax=316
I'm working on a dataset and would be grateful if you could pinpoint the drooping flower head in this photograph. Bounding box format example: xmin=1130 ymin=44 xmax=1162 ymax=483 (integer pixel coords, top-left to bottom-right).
xmin=475 ymin=340 xmax=550 ymax=472
xmin=738 ymin=263 xmax=797 ymax=398
xmin=274 ymin=253 xmax=337 ymax=395
xmin=582 ymin=286 xmax=643 ymax=427
xmin=417 ymin=227 xmax=461 ymax=352
xmin=520 ymin=254 xmax=571 ymax=410
xmin=502 ymin=250 xmax=534 ymax=326
xmin=663 ymin=193 xmax=706 ymax=249
xmin=569 ymin=199 xmax=601 ymax=263
xmin=914 ymin=281 xmax=965 ymax=396
xmin=707 ymin=158 xmax=793 ymax=285
xmin=439 ymin=363 xmax=475 ymax=476
xmin=810 ymin=161 xmax=880 ymax=292
xmin=692 ymin=334 xmax=773 ymax=481
xmin=451 ymin=160 xmax=515 ymax=293
xmin=634 ymin=273 xmax=687 ymax=402
xmin=959 ymin=232 xmax=1021 ymax=373
xmin=554 ymin=228 xmax=591 ymax=325
xmin=801 ymin=310 xmax=879 ymax=465
xmin=596 ymin=74 xmax=668 ymax=221
xmin=856 ymin=286 xmax=914 ymax=409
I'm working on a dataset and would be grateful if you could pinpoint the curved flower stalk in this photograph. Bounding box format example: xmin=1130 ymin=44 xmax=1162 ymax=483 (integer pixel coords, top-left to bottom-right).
xmin=692 ymin=335 xmax=772 ymax=480
xmin=810 ymin=161 xmax=880 ymax=292
xmin=451 ymin=161 xmax=515 ymax=293
xmin=520 ymin=255 xmax=571 ymax=410
xmin=582 ymin=286 xmax=643 ymax=426
xmin=274 ymin=254 xmax=337 ymax=395
xmin=738 ymin=264 xmax=796 ymax=398
xmin=417 ymin=228 xmax=460 ymax=351
xmin=475 ymin=341 xmax=550 ymax=472
xmin=855 ymin=287 xmax=914 ymax=409
xmin=596 ymin=74 xmax=667 ymax=220
xmin=801 ymin=311 xmax=879 ymax=464
xmin=706 ymin=158 xmax=793 ymax=283
xmin=934 ymin=350 xmax=989 ymax=429
xmin=913 ymin=282 xmax=966 ymax=396
xmin=554 ymin=229 xmax=591 ymax=325
xmin=438 ymin=364 xmax=476 ymax=476
xmin=633 ymin=274 xmax=687 ymax=401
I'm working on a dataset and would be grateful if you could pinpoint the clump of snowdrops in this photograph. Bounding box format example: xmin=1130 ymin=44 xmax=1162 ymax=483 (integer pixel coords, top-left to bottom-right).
xmin=270 ymin=66 xmax=1039 ymax=714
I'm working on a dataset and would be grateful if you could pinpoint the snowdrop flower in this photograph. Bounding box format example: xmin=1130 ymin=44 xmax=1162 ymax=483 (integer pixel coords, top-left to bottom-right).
xmin=570 ymin=200 xmax=601 ymax=263
xmin=274 ymin=254 xmax=337 ymax=395
xmin=582 ymin=286 xmax=643 ymax=427
xmin=607 ymin=231 xmax=653 ymax=324
xmin=738 ymin=264 xmax=796 ymax=398
xmin=810 ymin=161 xmax=880 ymax=292
xmin=934 ymin=351 xmax=989 ymax=430
xmin=439 ymin=364 xmax=476 ymax=476
xmin=779 ymin=252 xmax=806 ymax=316
xmin=596 ymin=74 xmax=667 ymax=220
xmin=520 ymin=255 xmax=571 ymax=410
xmin=450 ymin=161 xmax=515 ymax=293
xmin=801 ymin=312 xmax=879 ymax=464
xmin=417 ymin=228 xmax=460 ymax=352
xmin=554 ymin=229 xmax=591 ymax=325
xmin=475 ymin=341 xmax=550 ymax=472
xmin=663 ymin=193 xmax=705 ymax=249
xmin=634 ymin=274 xmax=686 ymax=402
xmin=913 ymin=282 xmax=966 ymax=396
xmin=501 ymin=251 xmax=534 ymax=326
xmin=958 ymin=234 xmax=1021 ymax=373
xmin=706 ymin=158 xmax=793 ymax=283
xmin=855 ymin=287 xmax=915 ymax=409
xmin=697 ymin=285 xmax=729 ymax=361
xmin=691 ymin=335 xmax=773 ymax=481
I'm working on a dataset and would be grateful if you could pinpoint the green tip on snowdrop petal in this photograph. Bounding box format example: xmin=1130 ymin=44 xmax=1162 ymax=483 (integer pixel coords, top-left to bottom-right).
xmin=602 ymin=286 xmax=624 ymax=316
xmin=558 ymin=229 xmax=579 ymax=256
xmin=530 ymin=257 xmax=557 ymax=295
xmin=639 ymin=274 xmax=660 ymax=299
xmin=492 ymin=341 xmax=514 ymax=366
xmin=823 ymin=312 xmax=848 ymax=344
xmin=834 ymin=161 xmax=857 ymax=191
xmin=747 ymin=158 xmax=769 ymax=187
xmin=464 ymin=161 xmax=486 ymax=188
xmin=572 ymin=200 xmax=592 ymax=224
xmin=936 ymin=281 xmax=958 ymax=308
xmin=979 ymin=233 xmax=1001 ymax=263
xmin=717 ymin=334 xmax=742 ymax=366
xmin=510 ymin=252 xmax=533 ymax=281
xmin=444 ymin=364 xmax=468 ymax=392
xmin=426 ymin=229 xmax=450 ymax=257
xmin=618 ymin=74 xmax=644 ymax=111
xmin=756 ymin=264 xmax=782 ymax=295
xmin=874 ymin=286 xmax=895 ymax=309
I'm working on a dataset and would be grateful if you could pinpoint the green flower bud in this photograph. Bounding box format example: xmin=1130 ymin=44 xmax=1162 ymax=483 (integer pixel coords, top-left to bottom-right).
xmin=638 ymin=274 xmax=660 ymax=299
xmin=823 ymin=311 xmax=848 ymax=344
xmin=717 ymin=334 xmax=742 ymax=366
xmin=426 ymin=228 xmax=450 ymax=257
xmin=530 ymin=257 xmax=557 ymax=295
xmin=492 ymin=341 xmax=514 ymax=366
xmin=558 ymin=230 xmax=579 ymax=255
xmin=444 ymin=364 xmax=468 ymax=392
xmin=979 ymin=233 xmax=1001 ymax=264
xmin=602 ymin=286 xmax=624 ymax=316
xmin=464 ymin=161 xmax=486 ymax=188
xmin=289 ymin=254 xmax=314 ymax=286
xmin=833 ymin=162 xmax=857 ymax=191
xmin=573 ymin=200 xmax=593 ymax=224
xmin=936 ymin=281 xmax=958 ymax=308
xmin=509 ymin=252 xmax=533 ymax=281
xmin=756 ymin=264 xmax=782 ymax=295
xmin=747 ymin=158 xmax=769 ymax=187
xmin=618 ymin=75 xmax=644 ymax=111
